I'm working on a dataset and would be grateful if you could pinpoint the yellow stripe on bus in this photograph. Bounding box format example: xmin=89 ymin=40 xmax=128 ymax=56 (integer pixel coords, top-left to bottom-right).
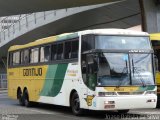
xmin=104 ymin=87 xmax=139 ymax=92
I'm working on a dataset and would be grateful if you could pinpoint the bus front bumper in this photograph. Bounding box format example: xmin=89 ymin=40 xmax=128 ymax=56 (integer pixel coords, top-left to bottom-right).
xmin=94 ymin=95 xmax=157 ymax=110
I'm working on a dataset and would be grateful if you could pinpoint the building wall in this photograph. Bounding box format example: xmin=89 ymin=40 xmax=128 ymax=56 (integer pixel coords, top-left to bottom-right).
xmin=0 ymin=61 xmax=7 ymax=74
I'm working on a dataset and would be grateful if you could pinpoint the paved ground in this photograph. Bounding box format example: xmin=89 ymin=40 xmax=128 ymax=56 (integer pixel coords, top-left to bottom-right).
xmin=0 ymin=92 xmax=160 ymax=120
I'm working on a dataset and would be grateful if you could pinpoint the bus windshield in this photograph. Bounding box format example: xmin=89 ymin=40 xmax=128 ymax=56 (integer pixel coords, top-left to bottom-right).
xmin=97 ymin=53 xmax=154 ymax=86
xmin=95 ymin=36 xmax=151 ymax=49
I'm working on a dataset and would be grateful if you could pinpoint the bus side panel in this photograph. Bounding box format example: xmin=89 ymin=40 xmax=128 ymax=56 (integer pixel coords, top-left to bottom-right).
xmin=38 ymin=62 xmax=89 ymax=108
xmin=20 ymin=65 xmax=48 ymax=102
xmin=38 ymin=63 xmax=74 ymax=106
xmin=8 ymin=62 xmax=89 ymax=108
xmin=8 ymin=68 xmax=20 ymax=99
xmin=8 ymin=65 xmax=48 ymax=102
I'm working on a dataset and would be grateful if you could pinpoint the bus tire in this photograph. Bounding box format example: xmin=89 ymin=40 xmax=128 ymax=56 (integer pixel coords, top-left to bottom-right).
xmin=118 ymin=109 xmax=129 ymax=114
xmin=23 ymin=90 xmax=32 ymax=107
xmin=17 ymin=89 xmax=24 ymax=106
xmin=71 ymin=92 xmax=83 ymax=116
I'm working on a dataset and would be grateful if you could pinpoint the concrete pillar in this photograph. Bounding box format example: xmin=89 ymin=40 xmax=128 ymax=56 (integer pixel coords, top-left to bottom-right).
xmin=140 ymin=0 xmax=160 ymax=33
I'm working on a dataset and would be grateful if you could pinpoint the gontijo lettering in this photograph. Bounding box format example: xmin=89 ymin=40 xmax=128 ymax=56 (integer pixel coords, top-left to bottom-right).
xmin=23 ymin=68 xmax=42 ymax=76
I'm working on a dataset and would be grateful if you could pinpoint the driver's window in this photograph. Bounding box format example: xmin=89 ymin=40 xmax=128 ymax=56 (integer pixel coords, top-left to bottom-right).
xmin=82 ymin=54 xmax=87 ymax=83
xmin=86 ymin=54 xmax=97 ymax=90
xmin=81 ymin=54 xmax=98 ymax=90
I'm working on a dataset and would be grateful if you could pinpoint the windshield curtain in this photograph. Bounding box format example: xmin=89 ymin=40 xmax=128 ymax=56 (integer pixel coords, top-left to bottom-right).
xmin=95 ymin=36 xmax=151 ymax=50
xmin=130 ymin=54 xmax=154 ymax=86
xmin=97 ymin=53 xmax=154 ymax=86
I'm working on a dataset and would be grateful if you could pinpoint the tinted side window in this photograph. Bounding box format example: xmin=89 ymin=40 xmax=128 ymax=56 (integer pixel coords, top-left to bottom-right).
xmin=21 ymin=51 xmax=24 ymax=64
xmin=64 ymin=42 xmax=71 ymax=59
xmin=13 ymin=51 xmax=20 ymax=65
xmin=82 ymin=35 xmax=95 ymax=52
xmin=57 ymin=43 xmax=63 ymax=60
xmin=51 ymin=44 xmax=57 ymax=60
xmin=40 ymin=46 xmax=50 ymax=62
xmin=71 ymin=40 xmax=79 ymax=58
xmin=21 ymin=49 xmax=29 ymax=64
xmin=30 ymin=48 xmax=39 ymax=63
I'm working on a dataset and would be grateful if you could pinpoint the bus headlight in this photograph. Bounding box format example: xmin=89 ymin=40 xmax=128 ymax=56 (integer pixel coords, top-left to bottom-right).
xmin=145 ymin=91 xmax=157 ymax=95
xmin=98 ymin=92 xmax=117 ymax=97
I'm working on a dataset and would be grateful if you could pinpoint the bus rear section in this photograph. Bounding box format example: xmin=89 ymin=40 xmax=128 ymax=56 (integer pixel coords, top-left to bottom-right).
xmin=150 ymin=33 xmax=160 ymax=105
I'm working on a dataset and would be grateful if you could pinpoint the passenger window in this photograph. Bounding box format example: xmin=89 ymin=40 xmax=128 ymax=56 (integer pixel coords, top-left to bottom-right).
xmin=40 ymin=46 xmax=50 ymax=62
xmin=51 ymin=44 xmax=57 ymax=60
xmin=13 ymin=51 xmax=20 ymax=65
xmin=21 ymin=49 xmax=29 ymax=64
xmin=20 ymin=51 xmax=23 ymax=64
xmin=71 ymin=40 xmax=79 ymax=58
xmin=64 ymin=42 xmax=71 ymax=59
xmin=57 ymin=43 xmax=63 ymax=60
xmin=30 ymin=48 xmax=39 ymax=63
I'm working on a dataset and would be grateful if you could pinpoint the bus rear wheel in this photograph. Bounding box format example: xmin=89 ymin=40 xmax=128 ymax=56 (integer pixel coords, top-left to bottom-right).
xmin=17 ymin=90 xmax=24 ymax=106
xmin=71 ymin=92 xmax=83 ymax=115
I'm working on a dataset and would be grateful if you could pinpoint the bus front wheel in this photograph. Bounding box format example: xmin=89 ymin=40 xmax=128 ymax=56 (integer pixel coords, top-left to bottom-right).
xmin=71 ymin=92 xmax=83 ymax=115
xmin=118 ymin=109 xmax=129 ymax=114
xmin=17 ymin=90 xmax=24 ymax=106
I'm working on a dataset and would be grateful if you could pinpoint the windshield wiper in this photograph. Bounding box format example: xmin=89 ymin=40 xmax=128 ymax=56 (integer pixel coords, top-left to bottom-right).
xmin=117 ymin=60 xmax=128 ymax=87
xmin=132 ymin=59 xmax=134 ymax=76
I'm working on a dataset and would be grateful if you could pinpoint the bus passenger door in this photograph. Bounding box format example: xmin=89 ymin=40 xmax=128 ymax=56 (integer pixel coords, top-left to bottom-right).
xmin=86 ymin=54 xmax=97 ymax=92
xmin=82 ymin=54 xmax=97 ymax=108
xmin=82 ymin=54 xmax=97 ymax=109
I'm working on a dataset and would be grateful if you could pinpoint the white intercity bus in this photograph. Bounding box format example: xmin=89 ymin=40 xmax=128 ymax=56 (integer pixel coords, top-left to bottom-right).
xmin=8 ymin=29 xmax=157 ymax=115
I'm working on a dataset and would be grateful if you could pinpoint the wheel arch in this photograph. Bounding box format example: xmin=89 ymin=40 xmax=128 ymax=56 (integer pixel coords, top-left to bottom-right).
xmin=69 ymin=89 xmax=77 ymax=106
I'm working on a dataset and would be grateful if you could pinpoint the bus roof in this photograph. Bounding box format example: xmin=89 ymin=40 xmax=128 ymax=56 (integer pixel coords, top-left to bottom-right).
xmin=9 ymin=32 xmax=78 ymax=51
xmin=79 ymin=29 xmax=148 ymax=36
xmin=9 ymin=29 xmax=149 ymax=52
xmin=150 ymin=33 xmax=160 ymax=41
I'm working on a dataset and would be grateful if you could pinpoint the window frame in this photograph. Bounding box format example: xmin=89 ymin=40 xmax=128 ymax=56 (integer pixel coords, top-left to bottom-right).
xmin=64 ymin=41 xmax=72 ymax=59
xmin=57 ymin=42 xmax=64 ymax=60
